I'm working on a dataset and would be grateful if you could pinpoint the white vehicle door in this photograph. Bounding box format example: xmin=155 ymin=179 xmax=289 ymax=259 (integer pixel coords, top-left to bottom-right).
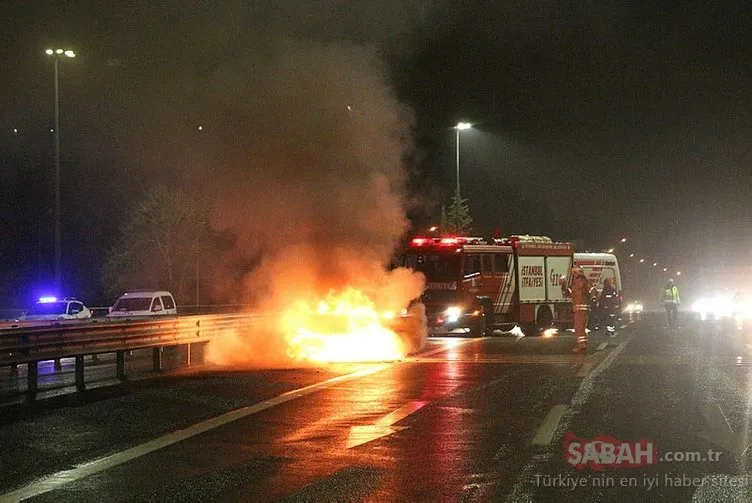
xmin=518 ymin=256 xmax=546 ymax=302
xmin=68 ymin=302 xmax=85 ymax=318
xmin=546 ymin=256 xmax=572 ymax=302
xmin=151 ymin=297 xmax=164 ymax=314
xmin=160 ymin=295 xmax=176 ymax=314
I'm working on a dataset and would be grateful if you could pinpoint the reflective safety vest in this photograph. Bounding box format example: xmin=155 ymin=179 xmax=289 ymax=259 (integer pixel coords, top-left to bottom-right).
xmin=600 ymin=284 xmax=619 ymax=310
xmin=570 ymin=275 xmax=591 ymax=311
xmin=662 ymin=285 xmax=680 ymax=304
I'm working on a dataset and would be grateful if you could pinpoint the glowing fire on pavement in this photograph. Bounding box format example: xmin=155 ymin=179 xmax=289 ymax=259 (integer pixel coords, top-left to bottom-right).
xmin=281 ymin=287 xmax=406 ymax=363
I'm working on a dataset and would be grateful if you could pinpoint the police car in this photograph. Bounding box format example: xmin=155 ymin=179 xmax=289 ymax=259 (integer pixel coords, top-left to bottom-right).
xmin=21 ymin=296 xmax=93 ymax=321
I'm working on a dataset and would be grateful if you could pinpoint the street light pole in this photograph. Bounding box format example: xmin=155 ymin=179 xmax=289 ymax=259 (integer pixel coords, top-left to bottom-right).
xmin=455 ymin=127 xmax=460 ymax=199
xmin=454 ymin=122 xmax=472 ymax=200
xmin=53 ymin=56 xmax=61 ymax=293
xmin=46 ymin=48 xmax=75 ymax=293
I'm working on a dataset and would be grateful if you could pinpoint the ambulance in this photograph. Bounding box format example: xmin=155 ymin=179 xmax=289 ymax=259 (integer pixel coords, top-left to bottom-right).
xmin=400 ymin=235 xmax=574 ymax=336
xmin=573 ymin=252 xmax=623 ymax=318
xmin=573 ymin=253 xmax=623 ymax=298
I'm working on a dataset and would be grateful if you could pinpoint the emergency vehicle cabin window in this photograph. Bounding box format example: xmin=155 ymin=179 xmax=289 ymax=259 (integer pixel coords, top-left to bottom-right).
xmin=482 ymin=255 xmax=493 ymax=277
xmin=493 ymin=254 xmax=509 ymax=275
xmin=402 ymin=253 xmax=460 ymax=281
xmin=463 ymin=254 xmax=481 ymax=277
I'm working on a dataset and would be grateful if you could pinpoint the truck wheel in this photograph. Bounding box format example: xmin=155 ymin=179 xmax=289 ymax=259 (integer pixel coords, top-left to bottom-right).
xmin=520 ymin=323 xmax=539 ymax=337
xmin=470 ymin=313 xmax=487 ymax=337
xmin=536 ymin=306 xmax=554 ymax=330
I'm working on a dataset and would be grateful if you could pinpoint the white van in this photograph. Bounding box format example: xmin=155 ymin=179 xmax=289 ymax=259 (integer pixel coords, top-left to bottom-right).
xmin=573 ymin=253 xmax=623 ymax=297
xmin=107 ymin=290 xmax=177 ymax=317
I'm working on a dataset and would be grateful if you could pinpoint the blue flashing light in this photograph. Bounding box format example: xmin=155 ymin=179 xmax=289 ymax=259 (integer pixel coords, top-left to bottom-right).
xmin=38 ymin=296 xmax=58 ymax=303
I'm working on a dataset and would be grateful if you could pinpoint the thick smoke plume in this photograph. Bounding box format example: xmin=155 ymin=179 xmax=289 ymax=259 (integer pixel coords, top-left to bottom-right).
xmin=199 ymin=39 xmax=427 ymax=366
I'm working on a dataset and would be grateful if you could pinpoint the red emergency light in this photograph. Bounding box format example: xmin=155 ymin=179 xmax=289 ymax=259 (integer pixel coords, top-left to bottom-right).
xmin=409 ymin=236 xmax=477 ymax=247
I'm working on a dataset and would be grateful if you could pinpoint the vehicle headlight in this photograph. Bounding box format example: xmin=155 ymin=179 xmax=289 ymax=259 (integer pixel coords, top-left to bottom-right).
xmin=692 ymin=299 xmax=708 ymax=313
xmin=445 ymin=306 xmax=462 ymax=322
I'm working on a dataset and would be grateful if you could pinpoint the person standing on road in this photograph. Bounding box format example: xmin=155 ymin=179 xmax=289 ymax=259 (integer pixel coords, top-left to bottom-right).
xmin=588 ymin=280 xmax=601 ymax=331
xmin=600 ymin=277 xmax=619 ymax=334
xmin=661 ymin=278 xmax=681 ymax=328
xmin=562 ymin=266 xmax=591 ymax=353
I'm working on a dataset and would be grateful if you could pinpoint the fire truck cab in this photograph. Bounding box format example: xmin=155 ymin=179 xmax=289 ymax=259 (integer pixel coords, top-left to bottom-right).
xmin=401 ymin=235 xmax=574 ymax=336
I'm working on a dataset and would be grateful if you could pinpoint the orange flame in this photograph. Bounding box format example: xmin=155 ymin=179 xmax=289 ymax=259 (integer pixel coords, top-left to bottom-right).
xmin=281 ymin=287 xmax=406 ymax=363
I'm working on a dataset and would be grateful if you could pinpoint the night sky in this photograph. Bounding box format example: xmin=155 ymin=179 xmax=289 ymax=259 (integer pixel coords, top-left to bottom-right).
xmin=1 ymin=1 xmax=751 ymax=306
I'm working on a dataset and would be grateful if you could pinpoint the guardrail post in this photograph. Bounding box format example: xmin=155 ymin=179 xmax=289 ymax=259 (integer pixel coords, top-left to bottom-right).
xmin=27 ymin=361 xmax=38 ymax=400
xmin=153 ymin=347 xmax=163 ymax=371
xmin=116 ymin=351 xmax=126 ymax=380
xmin=186 ymin=343 xmax=192 ymax=367
xmin=75 ymin=356 xmax=86 ymax=392
xmin=54 ymin=358 xmax=62 ymax=371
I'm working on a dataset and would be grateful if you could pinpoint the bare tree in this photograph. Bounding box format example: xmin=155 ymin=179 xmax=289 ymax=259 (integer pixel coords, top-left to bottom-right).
xmin=102 ymin=185 xmax=207 ymax=304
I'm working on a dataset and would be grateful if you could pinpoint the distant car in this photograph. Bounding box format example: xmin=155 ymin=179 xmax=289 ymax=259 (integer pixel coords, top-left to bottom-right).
xmin=623 ymin=301 xmax=644 ymax=314
xmin=691 ymin=291 xmax=752 ymax=321
xmin=21 ymin=297 xmax=92 ymax=321
xmin=107 ymin=290 xmax=177 ymax=317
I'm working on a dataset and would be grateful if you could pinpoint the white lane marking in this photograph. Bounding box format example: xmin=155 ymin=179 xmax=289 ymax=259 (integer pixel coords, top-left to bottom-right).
xmin=416 ymin=337 xmax=485 ymax=358
xmin=576 ymin=362 xmax=594 ymax=378
xmin=506 ymin=336 xmax=632 ymax=502
xmin=596 ymin=342 xmax=608 ymax=351
xmin=531 ymin=405 xmax=569 ymax=445
xmin=0 ymin=364 xmax=390 ymax=502
xmin=346 ymin=400 xmax=428 ymax=449
xmin=619 ymin=324 xmax=628 ymax=329
xmin=698 ymin=404 xmax=750 ymax=456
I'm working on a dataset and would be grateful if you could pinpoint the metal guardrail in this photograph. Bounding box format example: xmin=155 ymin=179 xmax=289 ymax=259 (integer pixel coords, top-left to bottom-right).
xmin=0 ymin=304 xmax=256 ymax=321
xmin=0 ymin=313 xmax=264 ymax=400
xmin=0 ymin=312 xmax=417 ymax=402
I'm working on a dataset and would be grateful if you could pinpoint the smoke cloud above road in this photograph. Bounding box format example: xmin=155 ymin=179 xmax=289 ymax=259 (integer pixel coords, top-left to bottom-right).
xmin=175 ymin=10 xmax=430 ymax=365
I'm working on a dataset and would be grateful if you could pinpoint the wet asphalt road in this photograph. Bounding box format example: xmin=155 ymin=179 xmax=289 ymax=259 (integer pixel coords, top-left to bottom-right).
xmin=2 ymin=314 xmax=752 ymax=502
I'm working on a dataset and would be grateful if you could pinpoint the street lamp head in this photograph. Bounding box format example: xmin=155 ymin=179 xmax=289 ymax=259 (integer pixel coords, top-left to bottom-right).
xmin=55 ymin=49 xmax=64 ymax=54
xmin=456 ymin=122 xmax=472 ymax=131
xmin=45 ymin=48 xmax=54 ymax=55
xmin=64 ymin=50 xmax=75 ymax=58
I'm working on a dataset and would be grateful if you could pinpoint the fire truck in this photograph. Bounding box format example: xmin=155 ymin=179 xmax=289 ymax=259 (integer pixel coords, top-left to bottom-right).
xmin=400 ymin=235 xmax=574 ymax=336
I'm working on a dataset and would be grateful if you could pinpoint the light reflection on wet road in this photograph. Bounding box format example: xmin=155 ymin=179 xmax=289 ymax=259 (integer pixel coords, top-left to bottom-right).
xmin=4 ymin=315 xmax=752 ymax=501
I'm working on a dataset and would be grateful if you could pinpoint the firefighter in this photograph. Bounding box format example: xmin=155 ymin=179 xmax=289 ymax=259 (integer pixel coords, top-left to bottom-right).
xmin=588 ymin=281 xmax=601 ymax=330
xmin=562 ymin=266 xmax=591 ymax=353
xmin=600 ymin=277 xmax=619 ymax=334
xmin=661 ymin=278 xmax=681 ymax=328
